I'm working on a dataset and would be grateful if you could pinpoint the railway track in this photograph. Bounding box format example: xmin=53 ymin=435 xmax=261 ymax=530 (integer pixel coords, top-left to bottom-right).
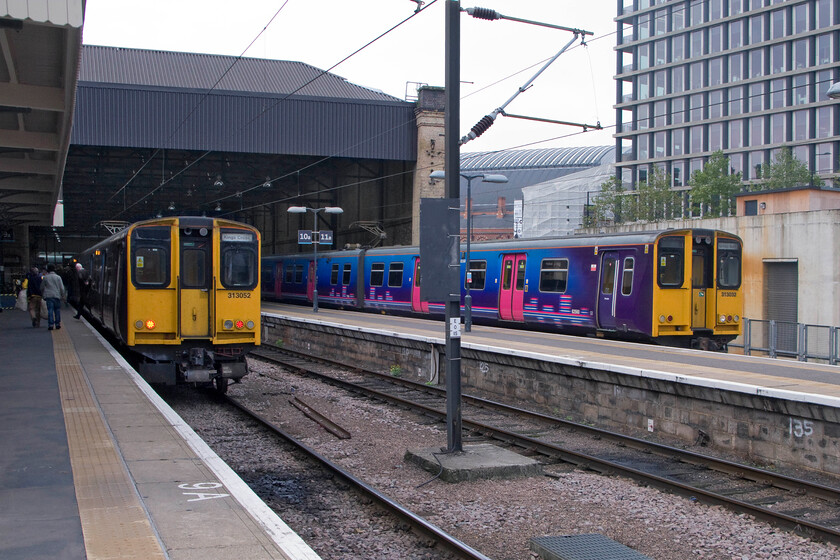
xmin=250 ymin=346 xmax=840 ymax=546
xmin=221 ymin=394 xmax=492 ymax=560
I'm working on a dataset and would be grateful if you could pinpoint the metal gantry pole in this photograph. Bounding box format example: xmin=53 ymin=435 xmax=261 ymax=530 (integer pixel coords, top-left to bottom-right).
xmin=444 ymin=0 xmax=463 ymax=453
xmin=464 ymin=176 xmax=472 ymax=332
xmin=312 ymin=209 xmax=319 ymax=313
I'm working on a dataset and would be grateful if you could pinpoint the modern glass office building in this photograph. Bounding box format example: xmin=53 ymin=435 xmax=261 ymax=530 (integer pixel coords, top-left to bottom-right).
xmin=614 ymin=0 xmax=840 ymax=189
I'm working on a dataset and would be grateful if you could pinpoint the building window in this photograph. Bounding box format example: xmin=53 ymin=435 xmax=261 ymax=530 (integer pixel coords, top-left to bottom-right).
xmin=750 ymin=48 xmax=764 ymax=77
xmin=771 ymin=113 xmax=786 ymax=144
xmin=654 ymin=70 xmax=667 ymax=97
xmin=770 ymin=78 xmax=786 ymax=109
xmin=654 ymin=101 xmax=667 ymax=127
xmin=750 ymin=14 xmax=764 ymax=43
xmin=638 ymin=74 xmax=650 ymax=100
xmin=709 ymin=123 xmax=723 ymax=150
xmin=744 ymin=200 xmax=758 ymax=216
xmin=690 ymin=0 xmax=704 ymax=26
xmin=672 ymin=66 xmax=685 ymax=92
xmin=793 ymin=39 xmax=809 ymax=70
xmin=793 ymin=74 xmax=809 ymax=105
xmin=708 ymin=57 xmax=723 ymax=86
xmin=709 ymin=90 xmax=723 ymax=118
xmin=655 ymin=131 xmax=667 ymax=156
xmin=730 ymin=153 xmax=744 ymax=176
xmin=638 ymin=134 xmax=650 ymax=159
xmin=793 ymin=109 xmax=809 ymax=140
xmin=710 ymin=0 xmax=723 ymax=19
xmin=672 ymin=35 xmax=685 ymax=62
xmin=690 ymin=93 xmax=705 ymax=121
xmin=817 ymin=34 xmax=832 ymax=65
xmin=793 ymin=3 xmax=808 ymax=34
xmin=673 ymin=128 xmax=685 ymax=155
xmin=690 ymin=62 xmax=704 ymax=89
xmin=655 ymin=40 xmax=667 ymax=65
xmin=691 ymin=126 xmax=704 ymax=153
xmin=729 ymin=21 xmax=742 ymax=49
xmin=710 ymin=25 xmax=723 ymax=53
xmin=729 ymin=119 xmax=744 ymax=148
xmin=751 ymin=151 xmax=765 ymax=179
xmin=817 ymin=106 xmax=833 ymax=138
xmin=729 ymin=53 xmax=743 ymax=82
xmin=638 ymin=43 xmax=650 ymax=70
xmin=639 ymin=12 xmax=651 ymax=39
xmin=770 ymin=8 xmax=785 ymax=39
xmin=817 ymin=0 xmax=833 ymax=29
xmin=672 ymin=97 xmax=685 ymax=124
xmin=654 ymin=9 xmax=667 ymax=35
xmin=672 ymin=8 xmax=685 ymax=32
xmin=817 ymin=70 xmax=834 ymax=101
xmin=729 ymin=86 xmax=744 ymax=115
xmin=770 ymin=44 xmax=786 ymax=73
xmin=750 ymin=116 xmax=765 ymax=145
xmin=690 ymin=30 xmax=704 ymax=57
xmin=729 ymin=0 xmax=743 ymax=16
xmin=749 ymin=83 xmax=764 ymax=113
xmin=637 ymin=104 xmax=649 ymax=130
xmin=672 ymin=162 xmax=684 ymax=186
xmin=817 ymin=144 xmax=834 ymax=174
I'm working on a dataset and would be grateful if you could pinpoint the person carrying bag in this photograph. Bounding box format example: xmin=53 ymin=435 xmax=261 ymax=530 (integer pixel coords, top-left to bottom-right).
xmin=23 ymin=266 xmax=43 ymax=328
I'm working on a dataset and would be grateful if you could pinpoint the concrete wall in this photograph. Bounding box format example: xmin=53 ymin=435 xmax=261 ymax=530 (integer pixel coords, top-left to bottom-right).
xmin=262 ymin=314 xmax=840 ymax=477
xmin=579 ymin=210 xmax=840 ymax=329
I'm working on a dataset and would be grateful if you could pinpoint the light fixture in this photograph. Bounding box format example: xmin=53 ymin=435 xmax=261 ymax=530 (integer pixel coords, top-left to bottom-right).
xmin=215 ymin=202 xmax=222 ymax=212
xmin=759 ymin=202 xmax=766 ymax=210
xmin=213 ymin=175 xmax=224 ymax=188
xmin=168 ymin=201 xmax=176 ymax=211
xmin=156 ymin=211 xmax=163 ymax=218
xmin=263 ymin=176 xmax=272 ymax=188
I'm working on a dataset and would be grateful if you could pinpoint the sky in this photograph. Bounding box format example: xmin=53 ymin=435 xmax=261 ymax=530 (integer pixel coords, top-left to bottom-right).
xmin=81 ymin=0 xmax=619 ymax=154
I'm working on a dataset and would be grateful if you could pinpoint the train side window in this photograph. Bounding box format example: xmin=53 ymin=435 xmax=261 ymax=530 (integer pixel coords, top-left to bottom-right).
xmin=285 ymin=265 xmax=293 ymax=283
xmin=133 ymin=247 xmax=167 ymax=286
xmin=342 ymin=264 xmax=352 ymax=285
xmin=717 ymin=239 xmax=742 ymax=289
xmin=330 ymin=264 xmax=340 ymax=285
xmin=621 ymin=258 xmax=635 ymax=295
xmin=539 ymin=259 xmax=568 ymax=293
xmin=294 ymin=264 xmax=303 ymax=283
xmin=657 ymin=236 xmax=684 ymax=287
xmin=465 ymin=261 xmax=487 ymax=290
xmin=601 ymin=258 xmax=617 ymax=295
xmin=502 ymin=260 xmax=513 ymax=290
xmin=370 ymin=263 xmax=385 ymax=287
xmin=388 ymin=262 xmax=404 ymax=287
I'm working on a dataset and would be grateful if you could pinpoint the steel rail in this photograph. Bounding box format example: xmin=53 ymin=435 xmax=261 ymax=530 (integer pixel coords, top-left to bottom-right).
xmin=223 ymin=395 xmax=492 ymax=560
xmin=251 ymin=347 xmax=840 ymax=544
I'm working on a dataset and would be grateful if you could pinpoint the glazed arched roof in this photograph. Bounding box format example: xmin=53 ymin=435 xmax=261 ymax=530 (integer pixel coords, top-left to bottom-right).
xmin=461 ymin=146 xmax=614 ymax=171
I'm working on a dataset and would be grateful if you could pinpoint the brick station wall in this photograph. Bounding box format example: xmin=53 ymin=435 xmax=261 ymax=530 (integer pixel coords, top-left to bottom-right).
xmin=262 ymin=315 xmax=840 ymax=477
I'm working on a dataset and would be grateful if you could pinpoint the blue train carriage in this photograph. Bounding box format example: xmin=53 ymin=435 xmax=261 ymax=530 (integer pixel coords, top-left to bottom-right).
xmin=263 ymin=250 xmax=365 ymax=309
xmin=362 ymin=246 xmax=428 ymax=314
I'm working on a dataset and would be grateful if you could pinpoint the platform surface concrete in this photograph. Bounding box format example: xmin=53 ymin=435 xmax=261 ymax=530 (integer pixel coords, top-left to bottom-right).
xmin=405 ymin=443 xmax=541 ymax=482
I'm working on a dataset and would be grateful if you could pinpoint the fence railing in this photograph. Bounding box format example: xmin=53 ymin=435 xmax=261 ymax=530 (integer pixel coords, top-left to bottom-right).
xmin=729 ymin=318 xmax=838 ymax=365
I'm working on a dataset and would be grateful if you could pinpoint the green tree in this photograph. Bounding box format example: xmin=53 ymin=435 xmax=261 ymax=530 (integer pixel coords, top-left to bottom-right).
xmin=688 ymin=150 xmax=742 ymax=217
xmin=591 ymin=175 xmax=626 ymax=225
xmin=635 ymin=166 xmax=675 ymax=222
xmin=758 ymin=147 xmax=822 ymax=190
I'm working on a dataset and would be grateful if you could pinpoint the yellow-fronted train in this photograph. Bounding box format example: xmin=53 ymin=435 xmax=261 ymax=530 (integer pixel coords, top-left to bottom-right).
xmin=78 ymin=216 xmax=260 ymax=392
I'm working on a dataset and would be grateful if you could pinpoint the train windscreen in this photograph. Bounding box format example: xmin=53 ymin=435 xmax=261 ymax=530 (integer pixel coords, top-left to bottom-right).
xmin=220 ymin=229 xmax=258 ymax=290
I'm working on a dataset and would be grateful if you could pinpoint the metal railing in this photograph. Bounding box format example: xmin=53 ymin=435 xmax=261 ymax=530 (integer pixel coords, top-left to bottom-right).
xmin=730 ymin=318 xmax=838 ymax=365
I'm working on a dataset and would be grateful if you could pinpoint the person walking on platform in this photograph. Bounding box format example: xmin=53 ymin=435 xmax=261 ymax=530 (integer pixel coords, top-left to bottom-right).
xmin=72 ymin=263 xmax=90 ymax=319
xmin=41 ymin=264 xmax=66 ymax=331
xmin=24 ymin=266 xmax=43 ymax=328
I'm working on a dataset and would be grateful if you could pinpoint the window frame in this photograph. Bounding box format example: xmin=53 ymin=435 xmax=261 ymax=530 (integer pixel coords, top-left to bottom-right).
xmin=539 ymin=258 xmax=569 ymax=293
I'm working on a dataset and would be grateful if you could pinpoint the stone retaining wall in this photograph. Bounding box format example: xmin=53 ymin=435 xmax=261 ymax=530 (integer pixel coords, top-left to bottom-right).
xmin=262 ymin=315 xmax=840 ymax=477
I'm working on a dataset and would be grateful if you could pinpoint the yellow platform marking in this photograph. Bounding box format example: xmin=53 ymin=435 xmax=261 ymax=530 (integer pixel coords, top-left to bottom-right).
xmin=51 ymin=328 xmax=166 ymax=560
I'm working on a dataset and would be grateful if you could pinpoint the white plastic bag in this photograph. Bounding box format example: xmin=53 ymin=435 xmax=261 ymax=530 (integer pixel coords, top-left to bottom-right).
xmin=40 ymin=298 xmax=48 ymax=320
xmin=15 ymin=289 xmax=26 ymax=311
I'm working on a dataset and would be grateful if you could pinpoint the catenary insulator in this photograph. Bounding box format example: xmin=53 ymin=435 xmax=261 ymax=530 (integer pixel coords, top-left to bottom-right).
xmin=470 ymin=115 xmax=495 ymax=138
xmin=466 ymin=7 xmax=501 ymax=20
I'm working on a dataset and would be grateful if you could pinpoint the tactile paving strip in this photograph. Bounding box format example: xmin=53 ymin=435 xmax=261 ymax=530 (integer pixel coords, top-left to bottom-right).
xmin=530 ymin=534 xmax=652 ymax=560
xmin=51 ymin=328 xmax=166 ymax=559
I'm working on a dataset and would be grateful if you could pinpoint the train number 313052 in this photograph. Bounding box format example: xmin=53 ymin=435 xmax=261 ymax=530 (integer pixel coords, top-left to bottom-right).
xmin=227 ymin=292 xmax=251 ymax=299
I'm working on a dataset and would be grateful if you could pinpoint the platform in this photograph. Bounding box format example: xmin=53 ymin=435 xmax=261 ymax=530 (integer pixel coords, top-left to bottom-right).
xmin=0 ymin=306 xmax=321 ymax=560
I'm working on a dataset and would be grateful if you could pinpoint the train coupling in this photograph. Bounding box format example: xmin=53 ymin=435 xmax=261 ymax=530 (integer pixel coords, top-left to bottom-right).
xmin=180 ymin=348 xmax=216 ymax=383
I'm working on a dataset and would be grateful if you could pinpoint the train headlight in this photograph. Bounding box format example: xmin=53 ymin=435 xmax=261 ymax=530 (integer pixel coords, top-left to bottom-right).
xmin=223 ymin=320 xmax=234 ymax=330
xmin=246 ymin=320 xmax=255 ymax=329
xmin=720 ymin=314 xmax=726 ymax=323
xmin=145 ymin=320 xmax=156 ymax=330
xmin=659 ymin=315 xmax=666 ymax=323
xmin=734 ymin=315 xmax=740 ymax=323
xmin=135 ymin=320 xmax=144 ymax=330
xmin=235 ymin=320 xmax=245 ymax=329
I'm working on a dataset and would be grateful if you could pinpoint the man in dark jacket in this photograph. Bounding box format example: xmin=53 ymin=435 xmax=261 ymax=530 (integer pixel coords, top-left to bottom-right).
xmin=25 ymin=266 xmax=42 ymax=328
xmin=73 ymin=263 xmax=90 ymax=319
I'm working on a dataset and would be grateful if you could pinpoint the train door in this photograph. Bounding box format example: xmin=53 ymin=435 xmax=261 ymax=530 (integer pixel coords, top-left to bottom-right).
xmin=692 ymin=238 xmax=713 ymax=328
xmin=179 ymin=229 xmax=212 ymax=337
xmin=499 ymin=254 xmax=526 ymax=321
xmin=597 ymin=251 xmax=619 ymax=330
xmin=306 ymin=260 xmax=315 ymax=302
xmin=411 ymin=258 xmax=430 ymax=313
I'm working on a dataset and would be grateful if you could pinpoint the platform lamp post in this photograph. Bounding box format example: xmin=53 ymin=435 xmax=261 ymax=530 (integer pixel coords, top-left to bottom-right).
xmin=430 ymin=170 xmax=508 ymax=332
xmin=287 ymin=205 xmax=343 ymax=313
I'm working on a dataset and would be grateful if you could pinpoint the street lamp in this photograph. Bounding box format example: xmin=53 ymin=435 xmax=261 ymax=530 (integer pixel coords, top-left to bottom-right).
xmin=828 ymin=82 xmax=840 ymax=99
xmin=430 ymin=170 xmax=508 ymax=332
xmin=287 ymin=205 xmax=343 ymax=312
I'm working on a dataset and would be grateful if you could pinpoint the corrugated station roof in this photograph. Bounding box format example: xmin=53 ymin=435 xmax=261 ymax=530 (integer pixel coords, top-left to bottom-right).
xmin=461 ymin=146 xmax=615 ymax=171
xmin=79 ymin=45 xmax=404 ymax=103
